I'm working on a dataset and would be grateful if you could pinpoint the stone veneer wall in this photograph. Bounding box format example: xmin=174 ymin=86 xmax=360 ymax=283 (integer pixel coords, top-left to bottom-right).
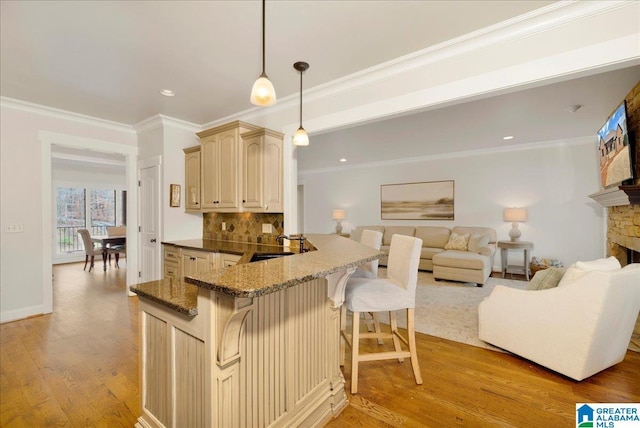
xmin=203 ymin=212 xmax=284 ymax=245
xmin=607 ymin=80 xmax=640 ymax=265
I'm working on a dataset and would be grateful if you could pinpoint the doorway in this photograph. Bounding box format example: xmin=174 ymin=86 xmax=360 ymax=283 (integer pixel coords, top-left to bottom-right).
xmin=41 ymin=131 xmax=138 ymax=314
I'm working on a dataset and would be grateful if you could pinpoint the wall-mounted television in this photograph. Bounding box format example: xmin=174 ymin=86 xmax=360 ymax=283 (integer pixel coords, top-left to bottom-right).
xmin=597 ymin=101 xmax=633 ymax=188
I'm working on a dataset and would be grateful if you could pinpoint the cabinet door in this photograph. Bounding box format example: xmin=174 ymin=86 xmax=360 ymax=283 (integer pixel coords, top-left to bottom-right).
xmin=263 ymin=137 xmax=283 ymax=212
xmin=217 ymin=129 xmax=239 ymax=209
xmin=220 ymin=253 xmax=241 ymax=267
xmin=184 ymin=150 xmax=201 ymax=211
xmin=182 ymin=249 xmax=216 ymax=277
xmin=200 ymin=136 xmax=219 ymax=210
xmin=242 ymin=136 xmax=263 ymax=209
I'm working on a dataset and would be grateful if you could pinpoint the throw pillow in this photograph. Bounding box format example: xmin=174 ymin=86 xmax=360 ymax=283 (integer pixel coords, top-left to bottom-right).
xmin=444 ymin=232 xmax=470 ymax=251
xmin=558 ymin=257 xmax=621 ymax=287
xmin=575 ymin=256 xmax=621 ymax=271
xmin=467 ymin=233 xmax=490 ymax=253
xmin=526 ymin=267 xmax=567 ymax=290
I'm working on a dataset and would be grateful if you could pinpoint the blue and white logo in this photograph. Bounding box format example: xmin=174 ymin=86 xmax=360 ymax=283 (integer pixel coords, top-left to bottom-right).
xmin=576 ymin=403 xmax=640 ymax=428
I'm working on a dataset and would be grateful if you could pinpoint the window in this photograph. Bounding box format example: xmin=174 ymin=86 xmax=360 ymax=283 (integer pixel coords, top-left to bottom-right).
xmin=55 ymin=187 xmax=126 ymax=254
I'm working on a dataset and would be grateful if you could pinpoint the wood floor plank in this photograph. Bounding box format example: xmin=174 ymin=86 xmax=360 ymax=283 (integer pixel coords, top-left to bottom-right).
xmin=1 ymin=262 xmax=639 ymax=427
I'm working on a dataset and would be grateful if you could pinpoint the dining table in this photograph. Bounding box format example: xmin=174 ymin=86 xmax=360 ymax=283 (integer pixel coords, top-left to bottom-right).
xmin=91 ymin=235 xmax=126 ymax=271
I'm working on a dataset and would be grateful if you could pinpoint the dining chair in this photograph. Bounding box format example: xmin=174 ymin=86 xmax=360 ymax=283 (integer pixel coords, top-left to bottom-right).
xmin=342 ymin=234 xmax=423 ymax=394
xmin=106 ymin=226 xmax=126 ymax=268
xmin=78 ymin=229 xmax=103 ymax=272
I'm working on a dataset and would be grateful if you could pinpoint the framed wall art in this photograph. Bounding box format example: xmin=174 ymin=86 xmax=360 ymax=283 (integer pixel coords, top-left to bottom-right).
xmin=380 ymin=180 xmax=454 ymax=220
xmin=170 ymin=184 xmax=181 ymax=207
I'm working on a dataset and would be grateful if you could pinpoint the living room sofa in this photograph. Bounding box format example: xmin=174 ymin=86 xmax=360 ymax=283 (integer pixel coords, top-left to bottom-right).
xmin=350 ymin=225 xmax=497 ymax=286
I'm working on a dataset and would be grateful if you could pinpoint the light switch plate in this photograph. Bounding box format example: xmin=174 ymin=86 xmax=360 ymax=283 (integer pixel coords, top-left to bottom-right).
xmin=262 ymin=224 xmax=273 ymax=234
xmin=4 ymin=224 xmax=24 ymax=233
xmin=222 ymin=222 xmax=226 ymax=231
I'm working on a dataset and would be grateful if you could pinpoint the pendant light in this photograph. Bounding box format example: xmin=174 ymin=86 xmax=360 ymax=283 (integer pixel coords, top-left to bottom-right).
xmin=293 ymin=61 xmax=309 ymax=146
xmin=250 ymin=0 xmax=276 ymax=106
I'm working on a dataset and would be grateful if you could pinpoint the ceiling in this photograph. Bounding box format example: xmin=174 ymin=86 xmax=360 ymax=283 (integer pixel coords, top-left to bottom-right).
xmin=1 ymin=0 xmax=554 ymax=125
xmin=300 ymin=65 xmax=640 ymax=171
xmin=2 ymin=1 xmax=637 ymax=172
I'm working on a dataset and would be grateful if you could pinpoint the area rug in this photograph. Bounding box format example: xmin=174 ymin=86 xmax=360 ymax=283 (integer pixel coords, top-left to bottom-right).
xmin=375 ymin=269 xmax=640 ymax=353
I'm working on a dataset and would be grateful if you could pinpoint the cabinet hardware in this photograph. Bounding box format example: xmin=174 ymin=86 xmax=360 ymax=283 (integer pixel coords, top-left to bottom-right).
xmin=151 ymin=239 xmax=157 ymax=243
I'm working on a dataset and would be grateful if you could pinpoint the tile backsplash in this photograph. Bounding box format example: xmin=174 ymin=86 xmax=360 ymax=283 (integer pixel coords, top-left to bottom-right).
xmin=203 ymin=212 xmax=284 ymax=245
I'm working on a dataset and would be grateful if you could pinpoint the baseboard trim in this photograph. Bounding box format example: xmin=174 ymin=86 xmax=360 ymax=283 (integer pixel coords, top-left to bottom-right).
xmin=0 ymin=304 xmax=47 ymax=324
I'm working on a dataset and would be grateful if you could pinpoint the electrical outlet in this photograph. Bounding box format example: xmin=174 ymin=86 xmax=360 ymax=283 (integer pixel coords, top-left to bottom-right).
xmin=221 ymin=222 xmax=226 ymax=231
xmin=262 ymin=224 xmax=273 ymax=234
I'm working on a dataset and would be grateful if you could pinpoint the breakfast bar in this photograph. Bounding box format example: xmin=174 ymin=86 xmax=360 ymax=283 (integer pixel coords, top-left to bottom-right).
xmin=130 ymin=234 xmax=379 ymax=428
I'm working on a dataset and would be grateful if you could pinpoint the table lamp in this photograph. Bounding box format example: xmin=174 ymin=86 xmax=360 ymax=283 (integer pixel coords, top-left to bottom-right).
xmin=332 ymin=209 xmax=346 ymax=234
xmin=504 ymin=207 xmax=527 ymax=242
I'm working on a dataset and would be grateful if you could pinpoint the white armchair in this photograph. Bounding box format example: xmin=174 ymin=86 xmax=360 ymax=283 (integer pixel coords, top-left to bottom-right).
xmin=478 ymin=263 xmax=640 ymax=381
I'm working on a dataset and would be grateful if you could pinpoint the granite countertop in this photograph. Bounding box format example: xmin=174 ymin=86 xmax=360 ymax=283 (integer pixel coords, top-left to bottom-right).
xmin=130 ymin=234 xmax=379 ymax=315
xmin=130 ymin=278 xmax=199 ymax=316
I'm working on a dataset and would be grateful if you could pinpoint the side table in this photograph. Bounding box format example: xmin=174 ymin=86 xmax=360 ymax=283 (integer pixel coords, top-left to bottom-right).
xmin=497 ymin=240 xmax=534 ymax=281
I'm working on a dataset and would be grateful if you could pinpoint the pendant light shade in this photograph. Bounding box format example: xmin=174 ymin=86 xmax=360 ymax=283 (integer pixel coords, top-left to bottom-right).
xmin=293 ymin=61 xmax=309 ymax=147
xmin=251 ymin=0 xmax=276 ymax=106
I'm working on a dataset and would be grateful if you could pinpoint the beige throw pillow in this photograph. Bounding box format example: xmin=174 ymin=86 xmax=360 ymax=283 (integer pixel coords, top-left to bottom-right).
xmin=526 ymin=267 xmax=567 ymax=290
xmin=558 ymin=257 xmax=621 ymax=287
xmin=467 ymin=233 xmax=490 ymax=253
xmin=444 ymin=232 xmax=470 ymax=251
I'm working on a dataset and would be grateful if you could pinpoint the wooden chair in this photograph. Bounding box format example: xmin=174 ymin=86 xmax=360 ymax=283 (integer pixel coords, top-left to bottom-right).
xmin=78 ymin=229 xmax=103 ymax=272
xmin=342 ymin=234 xmax=423 ymax=394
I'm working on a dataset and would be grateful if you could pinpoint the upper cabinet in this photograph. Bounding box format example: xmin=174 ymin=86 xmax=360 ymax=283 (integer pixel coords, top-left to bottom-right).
xmin=183 ymin=146 xmax=201 ymax=212
xmin=197 ymin=121 xmax=260 ymax=213
xmin=242 ymin=128 xmax=284 ymax=213
xmin=187 ymin=121 xmax=284 ymax=214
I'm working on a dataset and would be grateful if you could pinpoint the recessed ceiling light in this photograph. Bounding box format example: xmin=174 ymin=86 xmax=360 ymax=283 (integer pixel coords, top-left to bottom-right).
xmin=160 ymin=89 xmax=175 ymax=97
xmin=339 ymin=158 xmax=347 ymax=162
xmin=503 ymin=136 xmax=514 ymax=140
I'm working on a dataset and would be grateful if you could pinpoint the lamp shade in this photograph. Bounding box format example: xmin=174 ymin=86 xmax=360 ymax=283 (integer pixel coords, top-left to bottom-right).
xmin=250 ymin=75 xmax=277 ymax=106
xmin=503 ymin=207 xmax=527 ymax=222
xmin=293 ymin=127 xmax=309 ymax=146
xmin=332 ymin=209 xmax=346 ymax=220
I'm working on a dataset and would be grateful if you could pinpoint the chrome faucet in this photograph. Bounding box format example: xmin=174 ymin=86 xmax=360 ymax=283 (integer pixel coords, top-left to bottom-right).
xmin=276 ymin=234 xmax=307 ymax=252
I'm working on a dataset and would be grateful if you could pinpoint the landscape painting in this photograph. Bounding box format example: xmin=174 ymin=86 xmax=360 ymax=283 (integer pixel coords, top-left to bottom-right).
xmin=381 ymin=180 xmax=454 ymax=220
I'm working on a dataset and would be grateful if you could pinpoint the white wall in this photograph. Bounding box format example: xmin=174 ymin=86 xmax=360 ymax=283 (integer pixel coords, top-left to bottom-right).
xmin=161 ymin=122 xmax=202 ymax=242
xmin=299 ymin=138 xmax=605 ymax=270
xmin=0 ymin=104 xmax=137 ymax=322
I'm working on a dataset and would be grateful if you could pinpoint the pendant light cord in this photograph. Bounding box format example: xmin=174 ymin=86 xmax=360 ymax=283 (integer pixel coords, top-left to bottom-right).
xmin=261 ymin=0 xmax=266 ymax=75
xmin=299 ymin=69 xmax=303 ymax=126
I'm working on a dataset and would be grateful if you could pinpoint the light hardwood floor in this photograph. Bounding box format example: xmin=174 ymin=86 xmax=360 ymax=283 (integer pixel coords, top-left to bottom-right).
xmin=1 ymin=263 xmax=639 ymax=427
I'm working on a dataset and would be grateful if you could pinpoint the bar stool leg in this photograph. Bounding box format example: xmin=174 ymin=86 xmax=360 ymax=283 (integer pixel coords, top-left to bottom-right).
xmin=351 ymin=311 xmax=360 ymax=394
xmin=407 ymin=308 xmax=423 ymax=384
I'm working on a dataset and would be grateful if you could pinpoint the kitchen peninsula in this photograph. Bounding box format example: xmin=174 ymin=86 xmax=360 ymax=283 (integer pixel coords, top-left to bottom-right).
xmin=130 ymin=234 xmax=379 ymax=428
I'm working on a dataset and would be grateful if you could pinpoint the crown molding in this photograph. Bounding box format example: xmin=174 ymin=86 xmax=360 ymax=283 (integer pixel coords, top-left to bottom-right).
xmin=299 ymin=136 xmax=592 ymax=176
xmin=134 ymin=114 xmax=201 ymax=133
xmin=0 ymin=96 xmax=135 ymax=134
xmin=207 ymin=0 xmax=636 ymax=131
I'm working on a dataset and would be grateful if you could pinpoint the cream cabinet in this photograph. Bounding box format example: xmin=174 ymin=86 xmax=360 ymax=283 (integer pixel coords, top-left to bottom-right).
xmin=181 ymin=248 xmax=217 ymax=277
xmin=183 ymin=146 xmax=201 ymax=212
xmin=241 ymin=128 xmax=284 ymax=213
xmin=219 ymin=253 xmax=241 ymax=267
xmin=163 ymin=246 xmax=181 ymax=284
xmin=197 ymin=121 xmax=260 ymax=212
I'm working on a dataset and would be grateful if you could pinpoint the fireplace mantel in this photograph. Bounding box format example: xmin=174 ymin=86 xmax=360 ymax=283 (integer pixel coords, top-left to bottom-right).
xmin=589 ymin=185 xmax=640 ymax=207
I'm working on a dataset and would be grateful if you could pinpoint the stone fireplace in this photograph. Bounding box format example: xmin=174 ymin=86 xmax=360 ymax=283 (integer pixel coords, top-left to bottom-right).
xmin=590 ymin=81 xmax=640 ymax=266
xmin=590 ymin=81 xmax=640 ymax=353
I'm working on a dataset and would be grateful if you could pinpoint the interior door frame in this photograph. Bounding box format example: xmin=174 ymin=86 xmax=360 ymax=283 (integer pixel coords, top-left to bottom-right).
xmin=41 ymin=131 xmax=139 ymax=312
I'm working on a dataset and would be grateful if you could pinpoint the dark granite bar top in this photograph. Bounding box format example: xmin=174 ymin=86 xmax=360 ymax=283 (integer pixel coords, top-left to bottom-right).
xmin=130 ymin=234 xmax=379 ymax=315
xmin=130 ymin=278 xmax=199 ymax=316
xmin=185 ymin=234 xmax=379 ymax=297
xmin=161 ymin=238 xmax=304 ymax=264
